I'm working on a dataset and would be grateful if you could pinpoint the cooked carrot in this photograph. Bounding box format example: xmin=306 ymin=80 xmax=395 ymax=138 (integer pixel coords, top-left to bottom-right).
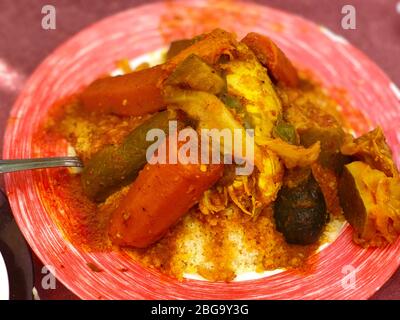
xmin=108 ymin=140 xmax=224 ymax=248
xmin=81 ymin=65 xmax=168 ymax=116
xmin=241 ymin=32 xmax=299 ymax=87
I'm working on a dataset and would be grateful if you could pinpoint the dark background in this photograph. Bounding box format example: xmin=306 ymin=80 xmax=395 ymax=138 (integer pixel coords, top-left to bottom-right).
xmin=0 ymin=0 xmax=399 ymax=300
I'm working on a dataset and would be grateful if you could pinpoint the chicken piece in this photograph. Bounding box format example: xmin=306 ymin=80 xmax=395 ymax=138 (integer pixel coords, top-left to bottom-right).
xmin=261 ymin=138 xmax=320 ymax=169
xmin=222 ymin=42 xmax=284 ymax=205
xmin=227 ymin=175 xmax=264 ymax=218
xmin=198 ymin=187 xmax=229 ymax=215
xmin=256 ymin=149 xmax=284 ymax=205
xmin=222 ymin=42 xmax=282 ymax=145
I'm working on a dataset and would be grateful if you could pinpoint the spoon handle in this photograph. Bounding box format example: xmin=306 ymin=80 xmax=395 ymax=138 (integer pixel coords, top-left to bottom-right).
xmin=0 ymin=157 xmax=83 ymax=173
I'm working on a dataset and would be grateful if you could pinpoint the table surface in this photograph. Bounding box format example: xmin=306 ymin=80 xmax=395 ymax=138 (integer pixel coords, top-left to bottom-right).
xmin=0 ymin=0 xmax=399 ymax=300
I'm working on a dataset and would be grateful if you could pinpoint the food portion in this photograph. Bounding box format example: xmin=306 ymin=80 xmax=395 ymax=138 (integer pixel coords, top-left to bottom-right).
xmin=241 ymin=32 xmax=299 ymax=87
xmin=109 ymin=139 xmax=224 ymax=248
xmin=41 ymin=28 xmax=400 ymax=281
xmin=341 ymin=127 xmax=399 ymax=178
xmin=81 ymin=110 xmax=186 ymax=202
xmin=339 ymin=159 xmax=400 ymax=247
xmin=274 ymin=168 xmax=328 ymax=245
xmin=81 ymin=65 xmax=168 ymax=116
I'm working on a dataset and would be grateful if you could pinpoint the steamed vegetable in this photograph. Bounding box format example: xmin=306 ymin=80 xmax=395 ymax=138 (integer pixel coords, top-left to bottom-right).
xmin=108 ymin=139 xmax=224 ymax=248
xmin=241 ymin=32 xmax=299 ymax=87
xmin=81 ymin=65 xmax=168 ymax=116
xmin=163 ymin=86 xmax=259 ymax=166
xmin=274 ymin=168 xmax=328 ymax=245
xmin=166 ymin=38 xmax=197 ymax=60
xmin=166 ymin=28 xmax=237 ymax=72
xmin=339 ymin=161 xmax=400 ymax=246
xmin=164 ymin=87 xmax=245 ymax=134
xmin=164 ymin=84 xmax=283 ymax=210
xmin=81 ymin=29 xmax=237 ymax=116
xmin=285 ymin=104 xmax=347 ymax=173
xmin=301 ymin=127 xmax=348 ymax=173
xmin=82 ymin=110 xmax=185 ymax=202
xmin=284 ymin=102 xmax=349 ymax=217
xmin=273 ymin=119 xmax=298 ymax=145
xmin=165 ymin=54 xmax=226 ymax=94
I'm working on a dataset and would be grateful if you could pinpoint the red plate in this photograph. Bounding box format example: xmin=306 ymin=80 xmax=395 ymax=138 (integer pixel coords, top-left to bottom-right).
xmin=3 ymin=1 xmax=400 ymax=299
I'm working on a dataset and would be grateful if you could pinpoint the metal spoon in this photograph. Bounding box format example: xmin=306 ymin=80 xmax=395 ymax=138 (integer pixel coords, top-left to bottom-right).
xmin=0 ymin=157 xmax=83 ymax=173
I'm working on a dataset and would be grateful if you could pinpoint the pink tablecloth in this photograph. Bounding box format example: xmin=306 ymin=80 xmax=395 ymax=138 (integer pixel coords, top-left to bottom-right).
xmin=0 ymin=0 xmax=399 ymax=300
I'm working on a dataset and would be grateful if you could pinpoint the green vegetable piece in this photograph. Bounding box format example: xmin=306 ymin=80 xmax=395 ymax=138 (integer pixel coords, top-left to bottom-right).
xmin=220 ymin=94 xmax=243 ymax=111
xmin=165 ymin=54 xmax=226 ymax=95
xmin=338 ymin=161 xmax=379 ymax=240
xmin=273 ymin=120 xmax=297 ymax=145
xmin=166 ymin=39 xmax=196 ymax=60
xmin=81 ymin=110 xmax=184 ymax=202
xmin=300 ymin=126 xmax=348 ymax=173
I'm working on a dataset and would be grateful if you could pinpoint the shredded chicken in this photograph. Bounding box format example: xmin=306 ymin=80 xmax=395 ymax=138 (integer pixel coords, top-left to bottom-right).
xmin=341 ymin=127 xmax=398 ymax=178
xmin=199 ymin=188 xmax=228 ymax=215
xmin=261 ymin=138 xmax=320 ymax=169
xmin=227 ymin=175 xmax=264 ymax=218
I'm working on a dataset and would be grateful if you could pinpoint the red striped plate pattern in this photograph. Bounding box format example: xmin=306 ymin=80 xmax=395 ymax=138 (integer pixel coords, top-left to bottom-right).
xmin=3 ymin=1 xmax=400 ymax=299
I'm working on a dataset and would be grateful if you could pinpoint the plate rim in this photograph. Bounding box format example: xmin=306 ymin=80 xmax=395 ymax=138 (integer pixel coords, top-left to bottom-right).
xmin=3 ymin=0 xmax=400 ymax=300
